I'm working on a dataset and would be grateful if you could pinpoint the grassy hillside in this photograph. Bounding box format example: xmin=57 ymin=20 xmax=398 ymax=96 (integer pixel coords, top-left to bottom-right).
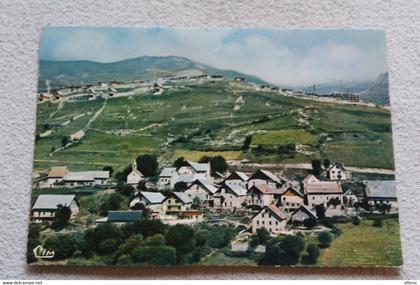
xmin=33 ymin=79 xmax=395 ymax=174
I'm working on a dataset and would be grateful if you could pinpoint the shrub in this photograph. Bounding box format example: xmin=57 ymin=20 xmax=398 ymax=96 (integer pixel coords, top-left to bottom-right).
xmin=144 ymin=234 xmax=166 ymax=246
xmin=318 ymin=231 xmax=333 ymax=248
xmin=315 ymin=204 xmax=326 ymax=219
xmin=256 ymin=228 xmax=270 ymax=245
xmin=44 ymin=234 xmax=75 ymax=260
xmin=123 ymin=220 xmax=166 ymax=239
xmin=51 ymin=204 xmax=72 ymax=231
xmin=84 ymin=222 xmax=123 ymax=256
xmin=352 ymin=216 xmax=360 ymax=225
xmin=116 ymin=254 xmax=134 ymax=265
xmin=98 ymin=238 xmax=120 ymax=255
xmin=301 ymin=244 xmax=320 ymax=265
xmin=116 ymin=183 xmax=135 ymax=197
xmin=113 ymin=234 xmax=144 ymax=262
xmin=207 ymin=226 xmax=234 ymax=248
xmin=165 ymin=224 xmax=196 ymax=263
xmin=260 ymin=235 xmax=306 ymax=265
xmin=372 ymin=218 xmax=384 ymax=227
xmin=303 ymin=218 xmax=317 ymax=229
xmin=131 ymin=245 xmax=176 ymax=265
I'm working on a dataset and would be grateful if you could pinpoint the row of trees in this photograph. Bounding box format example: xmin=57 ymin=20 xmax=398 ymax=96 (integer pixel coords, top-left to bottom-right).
xmin=29 ymin=220 xmax=236 ymax=265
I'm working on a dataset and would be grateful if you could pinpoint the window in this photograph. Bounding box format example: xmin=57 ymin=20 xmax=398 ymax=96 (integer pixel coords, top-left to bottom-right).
xmin=313 ymin=197 xmax=315 ymax=200
xmin=283 ymin=197 xmax=286 ymax=201
xmin=275 ymin=221 xmax=278 ymax=225
xmin=262 ymin=221 xmax=265 ymax=225
xmin=262 ymin=214 xmax=264 ymax=218
xmin=269 ymin=214 xmax=271 ymax=218
xmin=269 ymin=221 xmax=272 ymax=225
xmin=257 ymin=220 xmax=259 ymax=225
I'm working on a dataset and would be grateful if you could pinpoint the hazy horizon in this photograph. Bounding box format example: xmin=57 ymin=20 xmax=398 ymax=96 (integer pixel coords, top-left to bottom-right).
xmin=40 ymin=27 xmax=388 ymax=87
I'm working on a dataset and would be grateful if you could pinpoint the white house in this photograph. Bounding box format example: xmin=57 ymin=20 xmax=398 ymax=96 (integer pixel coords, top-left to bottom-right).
xmin=278 ymin=186 xmax=304 ymax=212
xmin=127 ymin=161 xmax=144 ymax=186
xmin=184 ymin=179 xmax=218 ymax=207
xmin=61 ymin=171 xmax=110 ymax=187
xmin=161 ymin=192 xmax=192 ymax=213
xmin=364 ymin=180 xmax=398 ymax=211
xmin=290 ymin=205 xmax=317 ymax=223
xmin=38 ymin=166 xmax=68 ymax=188
xmin=251 ymin=205 xmax=289 ymax=234
xmin=214 ymin=183 xmax=247 ymax=209
xmin=303 ymin=181 xmax=343 ymax=209
xmin=246 ymin=184 xmax=283 ymax=207
xmin=157 ymin=167 xmax=178 ymax=189
xmin=178 ymin=161 xmax=211 ymax=178
xmin=129 ymin=191 xmax=165 ymax=218
xmin=327 ymin=163 xmax=347 ymax=180
xmin=247 ymin=169 xmax=285 ymax=189
xmin=223 ymin=171 xmax=249 ymax=188
xmin=31 ymin=194 xmax=79 ymax=223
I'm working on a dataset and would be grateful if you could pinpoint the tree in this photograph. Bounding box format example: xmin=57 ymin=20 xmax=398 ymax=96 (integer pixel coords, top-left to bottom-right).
xmin=98 ymin=238 xmax=120 ymax=255
xmin=174 ymin=181 xmax=188 ymax=192
xmin=137 ymin=180 xmax=147 ymax=191
xmin=113 ymin=234 xmax=144 ymax=262
xmin=130 ymin=203 xmax=152 ymax=219
xmin=315 ymin=204 xmax=326 ymax=219
xmin=114 ymin=165 xmax=132 ymax=183
xmin=123 ymin=220 xmax=166 ymax=239
xmin=372 ymin=218 xmax=384 ymax=227
xmin=352 ymin=216 xmax=360 ymax=225
xmin=103 ymin=166 xmax=114 ymax=176
xmin=131 ymin=245 xmax=176 ymax=265
xmin=173 ymin=157 xmax=185 ymax=168
xmin=318 ymin=231 xmax=333 ymax=248
xmin=207 ymin=226 xmax=234 ymax=248
xmin=83 ymin=222 xmax=123 ymax=256
xmin=303 ymin=218 xmax=317 ymax=229
xmin=100 ymin=193 xmax=124 ymax=215
xmin=165 ymin=224 xmax=196 ymax=263
xmin=301 ymin=244 xmax=320 ymax=265
xmin=311 ymin=159 xmax=322 ymax=177
xmin=278 ymin=235 xmax=305 ymax=265
xmin=44 ymin=234 xmax=75 ymax=260
xmin=27 ymin=224 xmax=43 ymax=263
xmin=323 ymin=158 xmax=331 ymax=170
xmin=256 ymin=228 xmax=270 ymax=245
xmin=144 ymin=234 xmax=166 ymax=246
xmin=191 ymin=197 xmax=201 ymax=209
xmin=51 ymin=204 xmax=72 ymax=230
xmin=61 ymin=136 xmax=70 ymax=146
xmin=136 ymin=154 xmax=158 ymax=177
xmin=261 ymin=244 xmax=285 ymax=265
xmin=241 ymin=135 xmax=252 ymax=151
xmin=209 ymin=155 xmax=228 ymax=174
xmin=198 ymin=155 xmax=211 ymax=163
xmin=116 ymin=183 xmax=135 ymax=197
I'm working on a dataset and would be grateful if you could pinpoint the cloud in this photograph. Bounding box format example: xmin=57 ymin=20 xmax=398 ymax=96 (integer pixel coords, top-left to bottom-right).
xmin=40 ymin=27 xmax=388 ymax=87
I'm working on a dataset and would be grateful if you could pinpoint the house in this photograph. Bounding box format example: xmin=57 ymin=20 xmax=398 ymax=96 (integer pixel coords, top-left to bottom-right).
xmin=247 ymin=169 xmax=285 ymax=189
xmin=247 ymin=184 xmax=283 ymax=207
xmin=129 ymin=191 xmax=165 ymax=217
xmin=38 ymin=166 xmax=68 ymax=188
xmin=278 ymin=186 xmax=304 ymax=211
xmin=327 ymin=163 xmax=347 ymax=180
xmin=343 ymin=188 xmax=359 ymax=207
xmin=223 ymin=171 xmax=249 ymax=187
xmin=70 ymin=130 xmax=85 ymax=141
xmin=211 ymin=171 xmax=226 ymax=184
xmin=301 ymin=174 xmax=320 ymax=185
xmin=184 ymin=179 xmax=218 ymax=206
xmin=251 ymin=205 xmax=289 ymax=234
xmin=31 ymin=194 xmax=79 ymax=223
xmin=127 ymin=161 xmax=144 ymax=186
xmin=157 ymin=167 xmax=178 ymax=189
xmin=177 ymin=161 xmax=211 ymax=178
xmin=214 ymin=183 xmax=247 ymax=209
xmin=61 ymin=171 xmax=110 ymax=187
xmin=364 ymin=180 xmax=398 ymax=211
xmin=303 ymin=181 xmax=343 ymax=209
xmin=290 ymin=205 xmax=317 ymax=223
xmin=162 ymin=192 xmax=192 ymax=213
xmin=96 ymin=211 xmax=143 ymax=224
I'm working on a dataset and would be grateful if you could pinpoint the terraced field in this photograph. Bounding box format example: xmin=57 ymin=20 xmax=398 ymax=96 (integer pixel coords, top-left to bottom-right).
xmin=33 ymin=80 xmax=395 ymax=174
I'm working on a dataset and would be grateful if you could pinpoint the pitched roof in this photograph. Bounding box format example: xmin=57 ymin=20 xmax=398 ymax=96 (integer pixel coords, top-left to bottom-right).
xmin=225 ymin=171 xmax=249 ymax=181
xmin=168 ymin=192 xmax=192 ymax=204
xmin=107 ymin=211 xmax=143 ymax=222
xmin=186 ymin=161 xmax=209 ymax=172
xmin=305 ymin=181 xmax=343 ymax=194
xmin=327 ymin=163 xmax=346 ymax=172
xmin=32 ymin=194 xmax=76 ymax=210
xmin=291 ymin=205 xmax=317 ymax=219
xmin=224 ymin=183 xmax=247 ymax=196
xmin=265 ymin=205 xmax=289 ymax=220
xmin=48 ymin=166 xmax=68 ymax=178
xmin=159 ymin=167 xmax=177 ymax=177
xmin=283 ymin=186 xmax=304 ymax=198
xmin=302 ymin=174 xmax=320 ymax=184
xmin=364 ymin=180 xmax=397 ymax=199
xmin=63 ymin=171 xmax=109 ymax=181
xmin=191 ymin=179 xmax=218 ymax=194
xmin=249 ymin=184 xmax=283 ymax=195
xmin=137 ymin=191 xmax=165 ymax=204
xmin=249 ymin=169 xmax=284 ymax=184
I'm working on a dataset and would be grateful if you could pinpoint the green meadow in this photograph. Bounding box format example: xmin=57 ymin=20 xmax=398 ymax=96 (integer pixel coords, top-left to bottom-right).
xmin=33 ymin=80 xmax=395 ymax=174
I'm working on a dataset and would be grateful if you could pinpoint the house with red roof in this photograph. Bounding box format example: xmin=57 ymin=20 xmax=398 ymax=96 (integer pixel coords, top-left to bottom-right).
xmin=251 ymin=205 xmax=289 ymax=234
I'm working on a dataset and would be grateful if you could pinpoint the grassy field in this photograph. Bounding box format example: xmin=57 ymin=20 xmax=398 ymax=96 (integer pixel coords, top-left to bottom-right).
xmin=318 ymin=219 xmax=402 ymax=267
xmin=33 ymin=80 xmax=395 ymax=174
xmin=199 ymin=251 xmax=257 ymax=266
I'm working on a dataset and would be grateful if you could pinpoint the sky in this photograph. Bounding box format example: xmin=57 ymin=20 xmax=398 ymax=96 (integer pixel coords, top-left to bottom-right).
xmin=40 ymin=27 xmax=388 ymax=87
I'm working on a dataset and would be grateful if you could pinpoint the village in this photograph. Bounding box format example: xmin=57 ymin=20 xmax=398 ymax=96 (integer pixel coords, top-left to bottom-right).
xmin=30 ymin=156 xmax=398 ymax=263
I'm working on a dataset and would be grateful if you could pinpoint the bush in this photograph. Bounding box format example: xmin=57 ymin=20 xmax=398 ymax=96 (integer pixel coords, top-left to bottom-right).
xmin=51 ymin=204 xmax=72 ymax=231
xmin=122 ymin=220 xmax=166 ymax=239
xmin=165 ymin=224 xmax=196 ymax=263
xmin=116 ymin=254 xmax=134 ymax=265
xmin=144 ymin=234 xmax=166 ymax=246
xmin=83 ymin=222 xmax=123 ymax=256
xmin=315 ymin=204 xmax=326 ymax=219
xmin=207 ymin=226 xmax=234 ymax=248
xmin=116 ymin=183 xmax=135 ymax=197
xmin=303 ymin=218 xmax=317 ymax=229
xmin=352 ymin=216 xmax=360 ymax=225
xmin=99 ymin=193 xmax=124 ymax=215
xmin=98 ymin=238 xmax=120 ymax=255
xmin=301 ymin=244 xmax=320 ymax=265
xmin=318 ymin=232 xmax=333 ymax=248
xmin=131 ymin=245 xmax=176 ymax=265
xmin=44 ymin=234 xmax=75 ymax=260
xmin=261 ymin=235 xmax=305 ymax=265
xmin=136 ymin=154 xmax=158 ymax=177
xmin=113 ymin=234 xmax=144 ymax=262
xmin=256 ymin=228 xmax=270 ymax=245
xmin=372 ymin=218 xmax=384 ymax=227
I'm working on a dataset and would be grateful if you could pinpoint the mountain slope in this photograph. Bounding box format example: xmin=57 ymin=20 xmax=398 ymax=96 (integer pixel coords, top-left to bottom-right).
xmin=38 ymin=56 xmax=268 ymax=90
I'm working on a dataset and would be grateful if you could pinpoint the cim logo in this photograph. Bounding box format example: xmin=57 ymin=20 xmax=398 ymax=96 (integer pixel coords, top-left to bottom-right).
xmin=33 ymin=245 xmax=55 ymax=259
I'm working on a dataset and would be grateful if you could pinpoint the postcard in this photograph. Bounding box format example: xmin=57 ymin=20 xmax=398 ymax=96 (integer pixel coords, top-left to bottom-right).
xmin=28 ymin=27 xmax=401 ymax=267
